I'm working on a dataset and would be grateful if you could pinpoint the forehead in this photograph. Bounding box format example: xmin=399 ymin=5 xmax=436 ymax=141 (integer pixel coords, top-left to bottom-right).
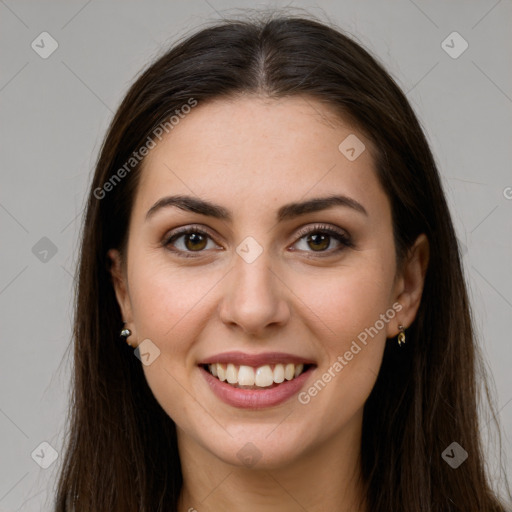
xmin=133 ymin=95 xmax=388 ymax=221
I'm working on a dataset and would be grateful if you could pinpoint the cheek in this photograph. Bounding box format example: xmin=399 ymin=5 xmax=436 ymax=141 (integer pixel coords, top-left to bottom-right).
xmin=302 ymin=264 xmax=394 ymax=346
xmin=128 ymin=258 xmax=218 ymax=343
xmin=127 ymin=260 xmax=218 ymax=428
xmin=293 ymin=256 xmax=395 ymax=413
xmin=322 ymin=266 xmax=394 ymax=398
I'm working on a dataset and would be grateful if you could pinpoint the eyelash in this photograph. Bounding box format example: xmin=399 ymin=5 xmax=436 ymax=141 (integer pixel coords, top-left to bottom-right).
xmin=162 ymin=223 xmax=353 ymax=259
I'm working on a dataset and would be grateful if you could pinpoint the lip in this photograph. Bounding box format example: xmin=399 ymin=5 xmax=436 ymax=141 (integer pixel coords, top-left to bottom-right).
xmin=199 ymin=364 xmax=316 ymax=409
xmin=197 ymin=351 xmax=316 ymax=367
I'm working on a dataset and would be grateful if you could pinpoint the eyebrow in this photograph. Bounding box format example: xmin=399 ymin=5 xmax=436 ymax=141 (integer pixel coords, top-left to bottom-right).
xmin=145 ymin=193 xmax=368 ymax=222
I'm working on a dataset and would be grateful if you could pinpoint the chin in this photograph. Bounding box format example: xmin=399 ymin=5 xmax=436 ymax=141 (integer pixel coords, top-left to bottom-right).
xmin=200 ymin=425 xmax=314 ymax=470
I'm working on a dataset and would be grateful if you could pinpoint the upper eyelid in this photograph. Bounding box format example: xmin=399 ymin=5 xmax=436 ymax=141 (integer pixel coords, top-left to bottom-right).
xmin=295 ymin=223 xmax=348 ymax=238
xmin=164 ymin=224 xmax=219 ymax=242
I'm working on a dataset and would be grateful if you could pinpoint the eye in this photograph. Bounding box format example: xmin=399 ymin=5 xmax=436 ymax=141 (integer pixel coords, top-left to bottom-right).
xmin=291 ymin=223 xmax=353 ymax=256
xmin=162 ymin=223 xmax=353 ymax=258
xmin=162 ymin=225 xmax=220 ymax=258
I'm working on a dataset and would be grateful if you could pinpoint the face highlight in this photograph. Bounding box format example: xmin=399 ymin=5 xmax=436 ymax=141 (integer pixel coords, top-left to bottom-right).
xmin=109 ymin=95 xmax=422 ymax=471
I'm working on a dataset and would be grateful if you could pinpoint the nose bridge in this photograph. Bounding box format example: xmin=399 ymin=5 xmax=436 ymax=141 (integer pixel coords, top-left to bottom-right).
xmin=235 ymin=242 xmax=274 ymax=297
xmin=219 ymin=237 xmax=289 ymax=334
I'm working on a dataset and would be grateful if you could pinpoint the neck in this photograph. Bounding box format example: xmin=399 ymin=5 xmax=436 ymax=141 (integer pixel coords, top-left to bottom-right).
xmin=176 ymin=413 xmax=366 ymax=512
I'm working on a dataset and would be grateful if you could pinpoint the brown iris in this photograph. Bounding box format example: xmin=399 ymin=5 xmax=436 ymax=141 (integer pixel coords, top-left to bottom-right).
xmin=306 ymin=233 xmax=330 ymax=251
xmin=184 ymin=233 xmax=208 ymax=251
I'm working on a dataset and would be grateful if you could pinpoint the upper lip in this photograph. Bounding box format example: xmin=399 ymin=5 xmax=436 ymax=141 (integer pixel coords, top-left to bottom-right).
xmin=198 ymin=351 xmax=316 ymax=367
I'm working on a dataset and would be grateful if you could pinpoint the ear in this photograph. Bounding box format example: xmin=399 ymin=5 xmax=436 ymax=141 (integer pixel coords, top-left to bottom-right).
xmin=107 ymin=248 xmax=133 ymax=323
xmin=387 ymin=233 xmax=430 ymax=337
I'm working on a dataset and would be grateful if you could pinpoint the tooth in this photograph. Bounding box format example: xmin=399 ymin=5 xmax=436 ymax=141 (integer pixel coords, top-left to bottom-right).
xmin=226 ymin=363 xmax=238 ymax=384
xmin=255 ymin=365 xmax=274 ymax=387
xmin=214 ymin=362 xmax=305 ymax=386
xmin=273 ymin=364 xmax=285 ymax=383
xmin=217 ymin=363 xmax=226 ymax=381
xmin=238 ymin=365 xmax=255 ymax=386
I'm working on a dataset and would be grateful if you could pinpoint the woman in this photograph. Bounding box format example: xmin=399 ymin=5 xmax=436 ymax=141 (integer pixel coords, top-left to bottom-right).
xmin=55 ymin=10 xmax=510 ymax=512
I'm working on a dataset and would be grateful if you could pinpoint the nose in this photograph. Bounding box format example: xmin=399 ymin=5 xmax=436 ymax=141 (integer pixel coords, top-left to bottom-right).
xmin=218 ymin=247 xmax=291 ymax=337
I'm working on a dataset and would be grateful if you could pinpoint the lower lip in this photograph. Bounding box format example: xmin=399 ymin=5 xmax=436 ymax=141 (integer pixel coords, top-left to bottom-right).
xmin=199 ymin=365 xmax=315 ymax=409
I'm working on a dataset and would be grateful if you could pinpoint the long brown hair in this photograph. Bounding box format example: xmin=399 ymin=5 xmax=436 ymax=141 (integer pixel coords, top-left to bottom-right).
xmin=55 ymin=9 xmax=510 ymax=511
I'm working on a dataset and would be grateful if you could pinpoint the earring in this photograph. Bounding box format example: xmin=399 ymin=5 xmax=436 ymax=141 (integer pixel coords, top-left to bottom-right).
xmin=120 ymin=325 xmax=133 ymax=346
xmin=397 ymin=324 xmax=406 ymax=346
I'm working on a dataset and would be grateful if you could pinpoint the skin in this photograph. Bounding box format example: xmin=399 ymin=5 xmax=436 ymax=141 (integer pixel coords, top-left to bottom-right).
xmin=109 ymin=95 xmax=429 ymax=512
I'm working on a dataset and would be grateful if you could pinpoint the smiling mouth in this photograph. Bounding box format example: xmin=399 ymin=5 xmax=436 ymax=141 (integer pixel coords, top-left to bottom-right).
xmin=201 ymin=363 xmax=315 ymax=389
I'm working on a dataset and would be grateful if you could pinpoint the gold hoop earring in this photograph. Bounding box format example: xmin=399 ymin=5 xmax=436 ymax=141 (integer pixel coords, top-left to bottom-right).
xmin=397 ymin=324 xmax=406 ymax=346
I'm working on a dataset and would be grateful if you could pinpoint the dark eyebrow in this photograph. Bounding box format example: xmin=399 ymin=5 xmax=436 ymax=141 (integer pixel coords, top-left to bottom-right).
xmin=145 ymin=194 xmax=368 ymax=222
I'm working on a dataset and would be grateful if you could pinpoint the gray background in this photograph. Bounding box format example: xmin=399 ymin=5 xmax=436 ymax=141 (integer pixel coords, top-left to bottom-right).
xmin=1 ymin=0 xmax=511 ymax=510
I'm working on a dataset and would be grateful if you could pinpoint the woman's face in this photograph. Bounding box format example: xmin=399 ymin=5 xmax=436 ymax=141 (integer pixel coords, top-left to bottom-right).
xmin=109 ymin=95 xmax=424 ymax=469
